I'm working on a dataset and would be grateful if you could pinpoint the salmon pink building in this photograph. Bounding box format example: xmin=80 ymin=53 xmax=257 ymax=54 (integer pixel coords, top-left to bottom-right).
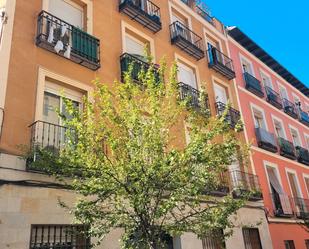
xmin=228 ymin=27 xmax=309 ymax=249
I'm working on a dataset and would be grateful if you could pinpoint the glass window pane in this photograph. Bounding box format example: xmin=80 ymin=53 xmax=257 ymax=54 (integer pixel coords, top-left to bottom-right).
xmin=43 ymin=91 xmax=60 ymax=124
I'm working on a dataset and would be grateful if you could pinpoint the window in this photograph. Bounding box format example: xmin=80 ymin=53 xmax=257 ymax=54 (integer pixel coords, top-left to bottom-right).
xmin=304 ymin=177 xmax=309 ymax=196
xmin=243 ymin=228 xmax=262 ymax=249
xmin=241 ymin=57 xmax=254 ymax=76
xmin=260 ymin=71 xmax=272 ymax=89
xmin=124 ymin=32 xmax=149 ymax=62
xmin=273 ymin=119 xmax=285 ymax=138
xmin=284 ymin=240 xmax=295 ymax=249
xmin=290 ymin=128 xmax=301 ymax=147
xmin=252 ymin=108 xmax=266 ymax=130
xmin=287 ymin=171 xmax=301 ymax=198
xmin=293 ymin=94 xmax=301 ymax=108
xmin=214 ymin=83 xmax=228 ymax=105
xmin=266 ymin=166 xmax=293 ymax=216
xmin=305 ymin=239 xmax=309 ymax=249
xmin=48 ymin=0 xmax=84 ymax=29
xmin=279 ymin=84 xmax=288 ymax=101
xmin=172 ymin=11 xmax=187 ymax=26
xmin=202 ymin=230 xmax=225 ymax=249
xmin=43 ymin=81 xmax=83 ymax=126
xmin=178 ymin=62 xmax=197 ymax=89
xmin=30 ymin=224 xmax=90 ymax=249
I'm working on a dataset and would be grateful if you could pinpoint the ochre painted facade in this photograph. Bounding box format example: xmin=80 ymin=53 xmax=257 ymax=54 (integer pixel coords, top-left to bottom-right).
xmin=0 ymin=0 xmax=273 ymax=248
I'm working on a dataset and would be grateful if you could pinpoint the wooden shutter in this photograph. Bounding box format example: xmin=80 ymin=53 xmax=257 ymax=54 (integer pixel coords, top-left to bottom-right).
xmin=284 ymin=240 xmax=295 ymax=249
xmin=288 ymin=172 xmax=300 ymax=198
xmin=243 ymin=228 xmax=262 ymax=249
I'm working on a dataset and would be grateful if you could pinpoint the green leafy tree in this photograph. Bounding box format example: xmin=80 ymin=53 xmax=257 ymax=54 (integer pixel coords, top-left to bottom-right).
xmin=29 ymin=58 xmax=251 ymax=249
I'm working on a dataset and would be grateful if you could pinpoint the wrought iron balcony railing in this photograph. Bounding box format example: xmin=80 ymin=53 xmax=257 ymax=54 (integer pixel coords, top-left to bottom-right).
xmin=243 ymin=72 xmax=264 ymax=97
xmin=215 ymin=102 xmax=241 ymax=129
xmin=270 ymin=193 xmax=294 ymax=218
xmin=207 ymin=47 xmax=235 ymax=80
xmin=36 ymin=11 xmax=100 ymax=70
xmin=298 ymin=108 xmax=309 ymax=127
xmin=282 ymin=98 xmax=298 ymax=119
xmin=207 ymin=171 xmax=230 ymax=197
xmin=265 ymin=86 xmax=282 ymax=110
xmin=230 ymin=170 xmax=263 ymax=201
xmin=295 ymin=146 xmax=309 ymax=166
xmin=278 ymin=137 xmax=296 ymax=160
xmin=120 ymin=53 xmax=159 ymax=84
xmin=178 ymin=82 xmax=209 ymax=113
xmin=30 ymin=224 xmax=90 ymax=249
xmin=194 ymin=5 xmax=214 ymax=24
xmin=170 ymin=21 xmax=205 ymax=60
xmin=119 ymin=0 xmax=162 ymax=33
xmin=27 ymin=120 xmax=76 ymax=171
xmin=255 ymin=127 xmax=278 ymax=153
xmin=293 ymin=197 xmax=309 ymax=219
xmin=180 ymin=0 xmax=214 ymax=25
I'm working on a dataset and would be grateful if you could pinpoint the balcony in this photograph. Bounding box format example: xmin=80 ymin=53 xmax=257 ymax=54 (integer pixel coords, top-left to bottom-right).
xmin=215 ymin=102 xmax=241 ymax=129
xmin=278 ymin=137 xmax=296 ymax=160
xmin=207 ymin=47 xmax=235 ymax=80
xmin=180 ymin=0 xmax=214 ymax=25
xmin=243 ymin=72 xmax=264 ymax=98
xmin=27 ymin=120 xmax=75 ymax=171
xmin=298 ymin=109 xmax=309 ymax=127
xmin=36 ymin=11 xmax=100 ymax=70
xmin=178 ymin=82 xmax=209 ymax=114
xmin=230 ymin=170 xmax=263 ymax=201
xmin=120 ymin=53 xmax=159 ymax=84
xmin=170 ymin=21 xmax=205 ymax=60
xmin=295 ymin=146 xmax=309 ymax=166
xmin=119 ymin=0 xmax=162 ymax=33
xmin=255 ymin=127 xmax=278 ymax=153
xmin=282 ymin=98 xmax=298 ymax=119
xmin=207 ymin=171 xmax=230 ymax=197
xmin=270 ymin=193 xmax=294 ymax=218
xmin=194 ymin=5 xmax=214 ymax=25
xmin=293 ymin=197 xmax=309 ymax=219
xmin=265 ymin=86 xmax=282 ymax=110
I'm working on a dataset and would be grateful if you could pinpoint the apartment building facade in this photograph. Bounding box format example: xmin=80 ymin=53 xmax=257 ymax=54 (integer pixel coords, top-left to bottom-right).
xmin=0 ymin=0 xmax=273 ymax=248
xmin=228 ymin=27 xmax=309 ymax=249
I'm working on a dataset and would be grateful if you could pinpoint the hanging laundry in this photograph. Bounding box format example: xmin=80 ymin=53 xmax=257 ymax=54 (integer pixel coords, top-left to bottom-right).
xmin=54 ymin=40 xmax=64 ymax=53
xmin=47 ymin=22 xmax=55 ymax=43
xmin=61 ymin=24 xmax=68 ymax=37
xmin=64 ymin=45 xmax=71 ymax=59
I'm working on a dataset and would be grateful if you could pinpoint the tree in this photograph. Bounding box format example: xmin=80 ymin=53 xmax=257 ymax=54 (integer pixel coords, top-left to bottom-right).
xmin=29 ymin=57 xmax=251 ymax=249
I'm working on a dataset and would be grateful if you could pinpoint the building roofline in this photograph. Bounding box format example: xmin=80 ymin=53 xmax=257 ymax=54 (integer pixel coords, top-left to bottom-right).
xmin=227 ymin=27 xmax=309 ymax=97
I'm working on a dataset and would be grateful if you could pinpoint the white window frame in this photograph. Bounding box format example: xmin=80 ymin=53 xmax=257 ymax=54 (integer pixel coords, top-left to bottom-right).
xmin=288 ymin=124 xmax=303 ymax=147
xmin=211 ymin=75 xmax=231 ymax=104
xmin=271 ymin=115 xmax=287 ymax=139
xmin=204 ymin=30 xmax=223 ymax=52
xmin=239 ymin=53 xmax=255 ymax=76
xmin=285 ymin=168 xmax=303 ymax=198
xmin=259 ymin=69 xmax=273 ymax=89
xmin=277 ymin=82 xmax=289 ymax=101
xmin=121 ymin=21 xmax=155 ymax=61
xmin=292 ymin=92 xmax=301 ymax=106
xmin=35 ymin=67 xmax=92 ymax=122
xmin=263 ymin=161 xmax=283 ymax=194
xmin=168 ymin=2 xmax=192 ymax=29
xmin=250 ymin=103 xmax=268 ymax=131
xmin=175 ymin=53 xmax=200 ymax=90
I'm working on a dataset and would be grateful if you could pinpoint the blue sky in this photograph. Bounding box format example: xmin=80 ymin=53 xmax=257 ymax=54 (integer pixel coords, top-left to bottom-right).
xmin=203 ymin=0 xmax=309 ymax=87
